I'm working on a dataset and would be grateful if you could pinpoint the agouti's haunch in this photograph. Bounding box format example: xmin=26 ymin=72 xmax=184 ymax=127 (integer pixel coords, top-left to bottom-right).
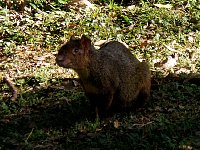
xmin=56 ymin=35 xmax=151 ymax=118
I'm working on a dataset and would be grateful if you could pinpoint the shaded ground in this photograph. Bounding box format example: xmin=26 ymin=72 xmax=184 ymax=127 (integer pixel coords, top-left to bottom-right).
xmin=1 ymin=76 xmax=200 ymax=149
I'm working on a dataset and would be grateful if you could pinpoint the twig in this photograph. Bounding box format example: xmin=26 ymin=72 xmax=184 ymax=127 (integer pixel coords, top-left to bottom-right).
xmin=164 ymin=44 xmax=182 ymax=54
xmin=3 ymin=75 xmax=18 ymax=101
xmin=133 ymin=121 xmax=153 ymax=127
xmin=25 ymin=128 xmax=34 ymax=144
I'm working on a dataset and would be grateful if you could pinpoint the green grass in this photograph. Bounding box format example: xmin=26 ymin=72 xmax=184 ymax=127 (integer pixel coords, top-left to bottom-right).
xmin=0 ymin=0 xmax=200 ymax=149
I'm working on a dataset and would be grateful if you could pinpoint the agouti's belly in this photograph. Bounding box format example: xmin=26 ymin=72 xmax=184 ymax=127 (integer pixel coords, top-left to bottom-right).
xmin=82 ymin=82 xmax=100 ymax=95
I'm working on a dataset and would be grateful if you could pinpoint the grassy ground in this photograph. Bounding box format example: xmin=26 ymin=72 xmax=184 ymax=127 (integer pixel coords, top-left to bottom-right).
xmin=0 ymin=0 xmax=200 ymax=149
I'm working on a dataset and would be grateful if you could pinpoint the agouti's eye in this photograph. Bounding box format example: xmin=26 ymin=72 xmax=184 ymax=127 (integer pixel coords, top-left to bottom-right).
xmin=72 ymin=48 xmax=79 ymax=54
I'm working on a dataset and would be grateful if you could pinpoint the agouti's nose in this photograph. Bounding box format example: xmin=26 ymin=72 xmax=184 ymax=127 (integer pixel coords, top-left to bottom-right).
xmin=56 ymin=55 xmax=64 ymax=61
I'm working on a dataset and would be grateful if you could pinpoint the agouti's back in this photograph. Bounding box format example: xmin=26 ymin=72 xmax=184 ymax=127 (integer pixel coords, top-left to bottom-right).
xmin=56 ymin=35 xmax=151 ymax=117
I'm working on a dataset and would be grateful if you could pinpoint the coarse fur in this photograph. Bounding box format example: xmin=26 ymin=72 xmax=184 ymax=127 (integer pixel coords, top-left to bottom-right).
xmin=56 ymin=35 xmax=151 ymax=118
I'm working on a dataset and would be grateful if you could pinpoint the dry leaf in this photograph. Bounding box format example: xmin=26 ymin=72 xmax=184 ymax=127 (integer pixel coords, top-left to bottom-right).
xmin=175 ymin=68 xmax=192 ymax=74
xmin=188 ymin=36 xmax=194 ymax=43
xmin=127 ymin=5 xmax=136 ymax=10
xmin=140 ymin=40 xmax=148 ymax=48
xmin=72 ymin=80 xmax=80 ymax=87
xmin=94 ymin=40 xmax=107 ymax=46
xmin=113 ymin=120 xmax=120 ymax=128
xmin=154 ymin=4 xmax=173 ymax=9
xmin=161 ymin=56 xmax=177 ymax=69
xmin=68 ymin=0 xmax=94 ymax=11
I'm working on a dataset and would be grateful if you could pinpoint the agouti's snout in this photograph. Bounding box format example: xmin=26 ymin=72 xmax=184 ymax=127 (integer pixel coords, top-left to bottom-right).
xmin=56 ymin=54 xmax=63 ymax=64
xmin=56 ymin=54 xmax=64 ymax=61
xmin=56 ymin=54 xmax=72 ymax=68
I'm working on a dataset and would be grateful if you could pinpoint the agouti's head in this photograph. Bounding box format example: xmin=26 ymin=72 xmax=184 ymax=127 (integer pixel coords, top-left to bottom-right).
xmin=56 ymin=35 xmax=92 ymax=70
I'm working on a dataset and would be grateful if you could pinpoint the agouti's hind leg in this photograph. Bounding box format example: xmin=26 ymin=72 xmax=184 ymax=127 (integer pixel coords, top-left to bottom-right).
xmin=87 ymin=90 xmax=114 ymax=119
xmin=134 ymin=87 xmax=150 ymax=108
xmin=96 ymin=92 xmax=114 ymax=118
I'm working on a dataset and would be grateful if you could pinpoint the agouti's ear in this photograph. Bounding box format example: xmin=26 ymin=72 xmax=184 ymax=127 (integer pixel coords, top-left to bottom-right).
xmin=70 ymin=35 xmax=76 ymax=41
xmin=81 ymin=35 xmax=91 ymax=52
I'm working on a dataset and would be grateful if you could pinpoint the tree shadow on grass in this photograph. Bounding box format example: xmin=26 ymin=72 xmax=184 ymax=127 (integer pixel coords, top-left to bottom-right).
xmin=0 ymin=78 xmax=93 ymax=149
xmin=0 ymin=75 xmax=200 ymax=149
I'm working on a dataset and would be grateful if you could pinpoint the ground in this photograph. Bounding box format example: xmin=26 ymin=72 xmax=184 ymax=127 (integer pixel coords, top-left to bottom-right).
xmin=0 ymin=0 xmax=200 ymax=149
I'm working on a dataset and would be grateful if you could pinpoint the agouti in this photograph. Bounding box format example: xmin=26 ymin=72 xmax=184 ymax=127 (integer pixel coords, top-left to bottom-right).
xmin=56 ymin=35 xmax=151 ymax=118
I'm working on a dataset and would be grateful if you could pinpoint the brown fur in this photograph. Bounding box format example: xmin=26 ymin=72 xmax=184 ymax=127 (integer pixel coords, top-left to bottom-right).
xmin=56 ymin=35 xmax=151 ymax=118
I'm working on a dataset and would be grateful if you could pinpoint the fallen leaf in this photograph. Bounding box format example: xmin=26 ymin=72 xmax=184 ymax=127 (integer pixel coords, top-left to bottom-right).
xmin=175 ymin=68 xmax=193 ymax=74
xmin=161 ymin=55 xmax=177 ymax=69
xmin=127 ymin=5 xmax=136 ymax=10
xmin=113 ymin=120 xmax=120 ymax=128
xmin=188 ymin=36 xmax=194 ymax=43
xmin=154 ymin=4 xmax=173 ymax=9
xmin=94 ymin=40 xmax=107 ymax=46
xmin=140 ymin=40 xmax=148 ymax=48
